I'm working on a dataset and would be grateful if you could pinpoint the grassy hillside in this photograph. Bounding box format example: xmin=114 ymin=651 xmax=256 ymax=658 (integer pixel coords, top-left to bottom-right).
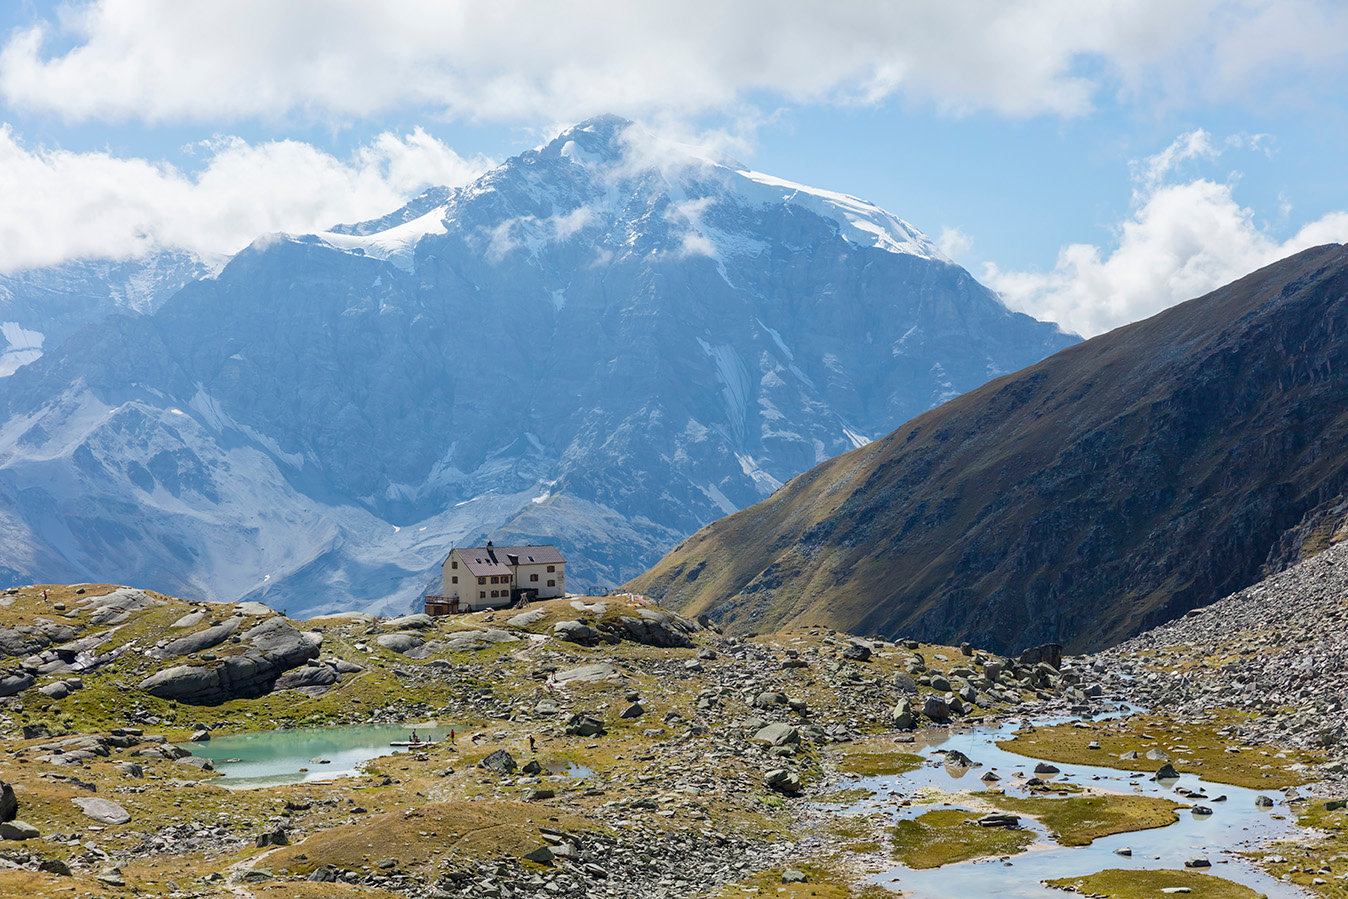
xmin=629 ymin=244 xmax=1348 ymax=653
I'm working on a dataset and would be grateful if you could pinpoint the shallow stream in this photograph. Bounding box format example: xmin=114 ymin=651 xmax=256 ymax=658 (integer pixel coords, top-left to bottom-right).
xmin=828 ymin=715 xmax=1308 ymax=898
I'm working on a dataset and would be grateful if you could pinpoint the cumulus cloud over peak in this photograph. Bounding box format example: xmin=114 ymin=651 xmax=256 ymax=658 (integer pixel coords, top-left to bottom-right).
xmin=2 ymin=1 xmax=1345 ymax=125
xmin=0 ymin=126 xmax=491 ymax=273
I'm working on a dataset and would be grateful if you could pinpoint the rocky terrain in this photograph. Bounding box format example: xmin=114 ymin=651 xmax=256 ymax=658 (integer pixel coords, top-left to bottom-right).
xmin=0 ymin=582 xmax=1124 ymax=898
xmin=1084 ymin=538 xmax=1348 ymax=776
xmin=631 ymin=243 xmax=1348 ymax=654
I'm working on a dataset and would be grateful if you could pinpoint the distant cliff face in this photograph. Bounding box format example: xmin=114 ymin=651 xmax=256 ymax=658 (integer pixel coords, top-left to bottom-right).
xmin=629 ymin=244 xmax=1348 ymax=654
xmin=0 ymin=116 xmax=1075 ymax=615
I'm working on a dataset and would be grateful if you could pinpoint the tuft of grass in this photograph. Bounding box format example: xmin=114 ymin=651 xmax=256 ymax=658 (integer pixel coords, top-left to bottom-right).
xmin=889 ymin=808 xmax=1034 ymax=869
xmin=1045 ymin=868 xmax=1263 ymax=898
xmin=979 ymin=790 xmax=1179 ymax=846
xmin=997 ymin=711 xmax=1321 ymax=789
xmin=1255 ymin=798 xmax=1348 ymax=897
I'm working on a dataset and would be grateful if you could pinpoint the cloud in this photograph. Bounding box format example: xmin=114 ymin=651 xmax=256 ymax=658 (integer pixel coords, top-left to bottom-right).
xmin=985 ymin=132 xmax=1348 ymax=337
xmin=2 ymin=1 xmax=1345 ymax=125
xmin=936 ymin=226 xmax=974 ymax=262
xmin=0 ymin=126 xmax=491 ymax=273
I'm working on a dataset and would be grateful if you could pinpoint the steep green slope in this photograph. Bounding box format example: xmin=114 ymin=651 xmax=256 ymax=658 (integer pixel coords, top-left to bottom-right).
xmin=628 ymin=244 xmax=1348 ymax=653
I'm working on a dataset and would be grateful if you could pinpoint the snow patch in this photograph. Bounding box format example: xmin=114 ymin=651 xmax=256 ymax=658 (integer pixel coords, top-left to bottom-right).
xmin=0 ymin=321 xmax=44 ymax=377
xmin=733 ymin=169 xmax=946 ymax=261
xmin=317 ymin=205 xmax=448 ymax=271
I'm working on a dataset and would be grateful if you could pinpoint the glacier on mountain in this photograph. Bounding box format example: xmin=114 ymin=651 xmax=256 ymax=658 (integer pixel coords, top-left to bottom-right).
xmin=0 ymin=116 xmax=1077 ymax=614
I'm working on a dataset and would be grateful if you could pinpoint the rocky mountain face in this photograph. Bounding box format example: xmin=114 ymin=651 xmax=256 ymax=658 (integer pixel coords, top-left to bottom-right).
xmin=0 ymin=116 xmax=1074 ymax=615
xmin=629 ymin=244 xmax=1348 ymax=654
xmin=0 ymin=252 xmax=210 ymax=376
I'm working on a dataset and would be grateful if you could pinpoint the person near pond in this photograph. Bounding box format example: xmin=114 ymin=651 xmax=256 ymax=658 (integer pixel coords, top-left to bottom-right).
xmin=529 ymin=735 xmax=535 ymax=753
xmin=449 ymin=729 xmax=455 ymax=744
xmin=411 ymin=729 xmax=419 ymax=743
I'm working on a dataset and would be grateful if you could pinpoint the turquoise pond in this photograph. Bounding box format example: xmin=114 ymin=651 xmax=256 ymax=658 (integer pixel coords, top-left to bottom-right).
xmin=175 ymin=723 xmax=450 ymax=788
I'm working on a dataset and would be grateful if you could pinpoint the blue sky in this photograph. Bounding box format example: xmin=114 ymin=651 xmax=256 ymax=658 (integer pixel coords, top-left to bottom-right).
xmin=1 ymin=0 xmax=1345 ymax=335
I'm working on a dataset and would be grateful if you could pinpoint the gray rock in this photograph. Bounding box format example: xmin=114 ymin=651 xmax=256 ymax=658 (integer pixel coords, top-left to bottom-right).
xmin=507 ymin=609 xmax=546 ymax=628
xmin=890 ymin=698 xmax=915 ymax=729
xmin=273 ymin=664 xmax=339 ymax=691
xmin=170 ymin=610 xmax=206 ymax=628
xmin=524 ymin=788 xmax=555 ymax=801
xmin=554 ymin=662 xmax=618 ymax=684
xmin=764 ymin=768 xmax=802 ymax=794
xmin=974 ymin=812 xmax=1019 ymax=827
xmin=375 ymin=632 xmax=424 ymax=654
xmin=384 ymin=613 xmax=434 ymax=629
xmin=619 ymin=702 xmax=644 ymax=719
xmin=1033 ymin=762 xmax=1059 ymax=775
xmin=1185 ymin=857 xmax=1211 ymax=868
xmin=781 ymin=869 xmax=808 ymax=883
xmin=479 ymin=749 xmax=517 ymax=773
xmin=0 ymin=781 xmax=16 ymax=822
xmin=39 ymin=681 xmax=69 ymax=699
xmin=611 ymin=610 xmax=695 ymax=648
xmin=922 ymin=695 xmax=951 ymax=721
xmin=0 ymin=671 xmax=34 ymax=697
xmin=189 ymin=729 xmax=210 ymax=742
xmin=153 ymin=617 xmax=241 ymax=658
xmin=944 ymin=750 xmax=977 ymax=769
xmin=38 ymin=858 xmax=71 ymax=876
xmin=523 ymin=845 xmax=555 ymax=864
xmin=841 ymin=642 xmax=871 ymax=662
xmin=564 ymin=714 xmax=606 ymax=737
xmin=0 ymin=820 xmax=39 ymax=840
xmin=1154 ymin=763 xmax=1180 ymax=780
xmin=72 ymin=797 xmax=131 ymax=825
xmin=553 ymin=620 xmax=600 ymax=644
xmin=138 ymin=616 xmax=321 ymax=703
xmin=752 ymin=723 xmax=800 ymax=746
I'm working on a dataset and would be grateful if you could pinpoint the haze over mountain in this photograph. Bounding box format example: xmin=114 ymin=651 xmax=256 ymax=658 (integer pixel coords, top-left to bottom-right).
xmin=0 ymin=116 xmax=1074 ymax=615
xmin=630 ymin=243 xmax=1348 ymax=654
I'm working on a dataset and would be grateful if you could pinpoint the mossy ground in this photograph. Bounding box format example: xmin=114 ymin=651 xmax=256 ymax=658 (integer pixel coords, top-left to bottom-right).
xmin=703 ymin=860 xmax=893 ymax=898
xmin=996 ymin=711 xmax=1322 ymax=789
xmin=889 ymin=808 xmax=1035 ymax=869
xmin=1045 ymin=867 xmax=1263 ymax=898
xmin=979 ymin=790 xmax=1180 ymax=846
xmin=1253 ymin=797 xmax=1348 ymax=897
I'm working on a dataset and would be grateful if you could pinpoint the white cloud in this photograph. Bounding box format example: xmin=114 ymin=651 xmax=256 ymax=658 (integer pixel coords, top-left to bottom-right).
xmin=0 ymin=126 xmax=490 ymax=273
xmin=985 ymin=132 xmax=1348 ymax=336
xmin=1 ymin=1 xmax=1344 ymax=125
xmin=937 ymin=226 xmax=974 ymax=262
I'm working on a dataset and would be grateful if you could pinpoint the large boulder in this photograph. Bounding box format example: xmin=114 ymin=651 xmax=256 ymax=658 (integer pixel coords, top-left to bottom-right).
xmin=479 ymin=749 xmax=517 ymax=773
xmin=153 ymin=617 xmax=242 ymax=659
xmin=890 ymin=698 xmax=915 ymax=730
xmin=564 ymin=714 xmax=606 ymax=737
xmin=922 ymin=696 xmax=951 ymax=722
xmin=0 ymin=781 xmax=16 ymax=822
xmin=383 ymin=613 xmax=434 ymax=630
xmin=752 ymin=723 xmax=800 ymax=747
xmin=375 ymin=633 xmax=424 ymax=654
xmin=553 ymin=662 xmax=618 ymax=684
xmin=606 ymin=609 xmax=695 ymax=648
xmin=138 ymin=617 xmax=321 ymax=703
xmin=553 ymin=620 xmax=600 ymax=645
xmin=273 ymin=664 xmax=339 ymax=691
xmin=0 ymin=670 xmax=33 ymax=697
xmin=72 ymin=797 xmax=131 ymax=825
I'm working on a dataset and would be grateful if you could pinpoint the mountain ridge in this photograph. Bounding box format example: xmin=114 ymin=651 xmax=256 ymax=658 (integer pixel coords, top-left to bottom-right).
xmin=0 ymin=117 xmax=1076 ymax=615
xmin=628 ymin=243 xmax=1348 ymax=653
